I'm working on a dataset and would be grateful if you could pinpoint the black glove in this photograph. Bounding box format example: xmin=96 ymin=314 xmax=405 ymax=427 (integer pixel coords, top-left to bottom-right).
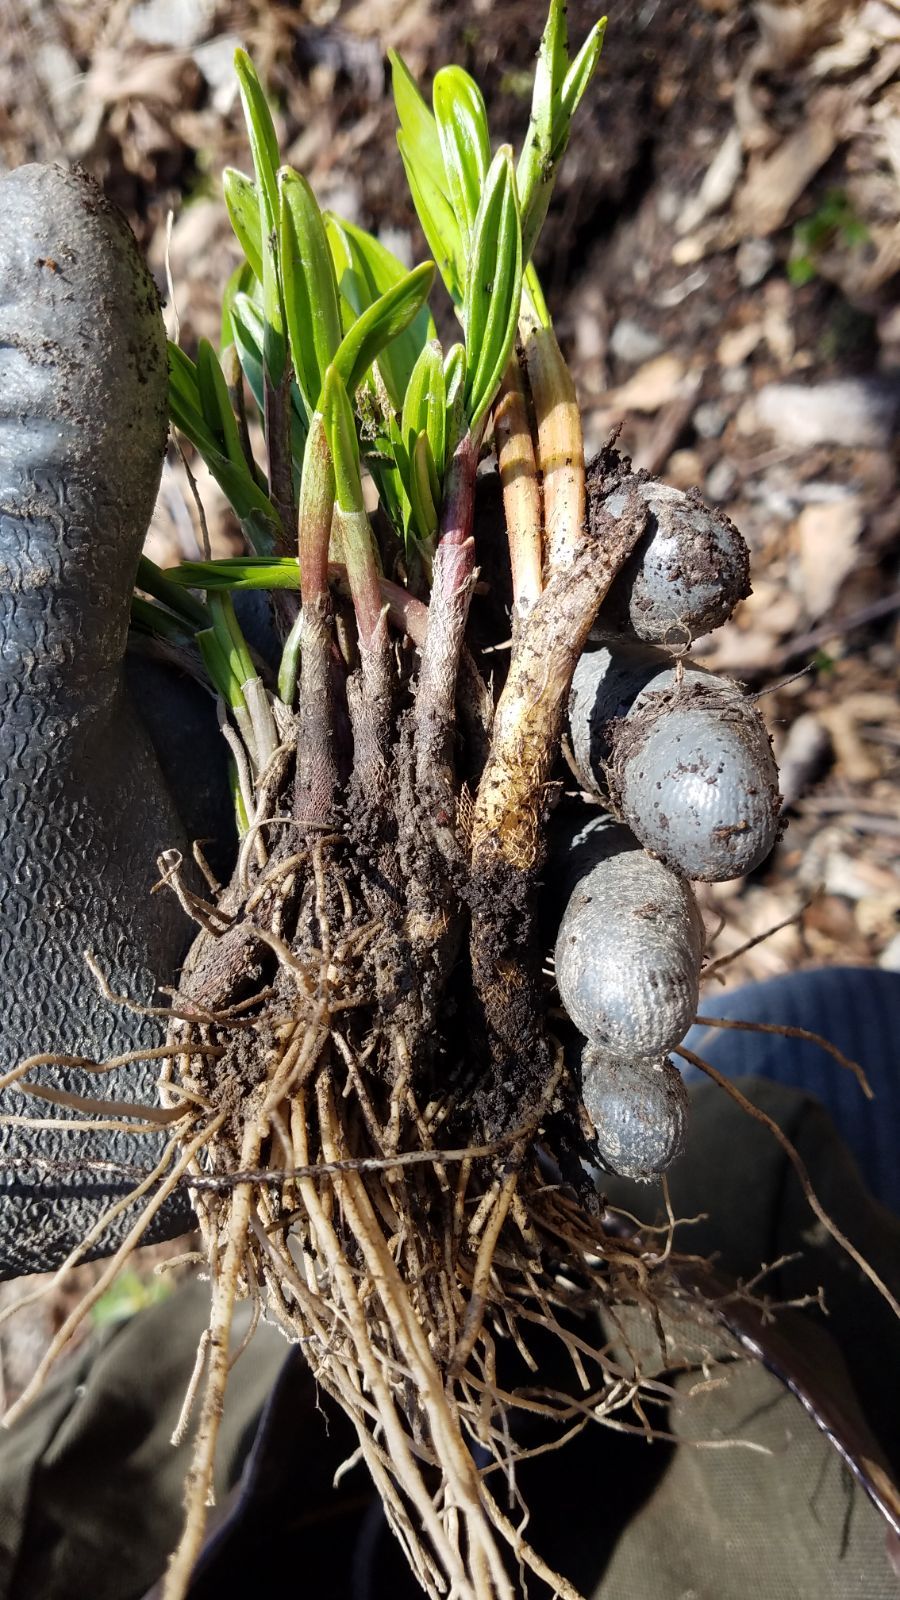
xmin=0 ymin=164 xmax=233 ymax=1277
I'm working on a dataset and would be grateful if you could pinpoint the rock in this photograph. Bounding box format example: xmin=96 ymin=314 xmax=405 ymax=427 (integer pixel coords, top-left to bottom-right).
xmin=704 ymin=460 xmax=738 ymax=502
xmin=609 ymin=318 xmax=664 ymax=366
xmin=735 ymin=237 xmax=776 ymax=288
xmin=693 ymin=400 xmax=728 ymax=439
xmin=749 ymin=378 xmax=900 ymax=449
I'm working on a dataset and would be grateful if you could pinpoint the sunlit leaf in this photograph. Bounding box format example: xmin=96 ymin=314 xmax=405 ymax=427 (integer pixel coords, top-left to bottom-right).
xmin=397 ymin=138 xmax=463 ymax=305
xmin=443 ymin=341 xmax=467 ymax=456
xmin=220 ymin=258 xmax=256 ymax=351
xmin=222 ymin=168 xmax=263 ymax=281
xmin=233 ymin=49 xmax=280 ymax=229
xmin=167 ymin=556 xmax=302 ymax=591
xmin=322 ymin=365 xmax=364 ymax=514
xmin=230 ymin=292 xmax=266 ymax=413
xmin=516 ymin=3 xmax=606 ymax=263
xmin=326 ymin=216 xmax=435 ymax=407
xmin=409 ymin=429 xmax=439 ymax=541
xmin=560 ymin=19 xmax=606 ymax=133
xmin=433 ymin=66 xmax=490 ymax=252
xmin=463 ymin=149 xmax=523 ymax=431
xmin=261 ymin=228 xmax=286 ymax=388
xmin=279 ymin=167 xmax=342 ymax=413
xmin=402 ymin=340 xmax=446 ymax=478
xmin=389 ymin=50 xmax=448 ymax=200
xmin=196 ymin=338 xmax=245 ymax=469
xmin=332 ymin=261 xmax=435 ymax=402
xmin=168 ymin=344 xmax=280 ymax=532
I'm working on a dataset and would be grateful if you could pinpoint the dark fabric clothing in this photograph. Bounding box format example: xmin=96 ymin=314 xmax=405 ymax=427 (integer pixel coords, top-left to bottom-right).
xmin=682 ymin=966 xmax=900 ymax=1212
xmin=0 ymin=1282 xmax=284 ymax=1600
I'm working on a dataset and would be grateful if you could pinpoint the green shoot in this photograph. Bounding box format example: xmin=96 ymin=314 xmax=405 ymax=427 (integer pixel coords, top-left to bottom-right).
xmin=279 ymin=168 xmax=343 ymax=413
xmin=222 ymin=168 xmax=263 ymax=282
xmin=463 ymin=148 xmax=523 ymax=432
xmin=433 ymin=67 xmax=490 ymax=254
xmin=277 ymin=608 xmax=304 ymax=706
xmin=322 ymin=365 xmax=384 ymax=647
xmin=326 ymin=217 xmax=435 ymax=409
xmin=516 ymin=1 xmax=607 ymax=263
xmin=136 ymin=555 xmax=210 ymax=627
xmin=332 ymin=261 xmax=436 ymax=405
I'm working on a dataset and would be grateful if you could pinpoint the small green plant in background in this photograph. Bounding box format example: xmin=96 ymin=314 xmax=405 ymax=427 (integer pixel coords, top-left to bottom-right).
xmin=91 ymin=1267 xmax=172 ymax=1326
xmin=788 ymin=189 xmax=870 ymax=287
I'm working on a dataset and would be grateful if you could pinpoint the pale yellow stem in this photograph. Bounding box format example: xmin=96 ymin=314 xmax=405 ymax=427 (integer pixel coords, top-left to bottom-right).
xmin=521 ymin=297 xmax=585 ymax=575
xmin=494 ymin=355 xmax=543 ymax=614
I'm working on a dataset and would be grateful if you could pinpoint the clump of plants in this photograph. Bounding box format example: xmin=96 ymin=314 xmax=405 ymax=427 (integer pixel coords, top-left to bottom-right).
xmin=5 ymin=8 xmax=896 ymax=1598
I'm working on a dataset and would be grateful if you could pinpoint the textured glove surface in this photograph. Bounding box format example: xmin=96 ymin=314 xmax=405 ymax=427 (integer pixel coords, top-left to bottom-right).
xmin=0 ymin=164 xmax=194 ymax=1276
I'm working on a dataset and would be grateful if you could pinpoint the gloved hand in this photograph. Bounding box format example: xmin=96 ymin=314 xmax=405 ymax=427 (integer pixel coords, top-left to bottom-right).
xmin=0 ymin=164 xmax=234 ymax=1278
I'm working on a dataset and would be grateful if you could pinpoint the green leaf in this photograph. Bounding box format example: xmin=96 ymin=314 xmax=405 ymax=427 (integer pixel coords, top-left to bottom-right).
xmin=223 ymin=167 xmax=263 ymax=281
xmin=322 ymin=365 xmax=364 ymax=514
xmin=398 ymin=136 xmax=463 ymax=305
xmin=196 ymin=339 xmax=245 ymax=469
xmin=210 ymin=591 xmax=256 ymax=687
xmin=168 ymin=345 xmax=280 ymax=531
xmin=231 ymin=293 xmax=309 ymax=476
xmin=230 ymin=292 xmax=266 ymax=413
xmin=389 ymin=50 xmax=448 ymax=201
xmin=130 ymin=595 xmax=197 ymax=644
xmin=168 ymin=556 xmax=301 ymax=591
xmin=332 ymin=261 xmax=435 ymax=402
xmin=409 ymin=429 xmax=439 ymax=541
xmin=233 ymin=49 xmax=280 ymax=230
xmin=326 ymin=216 xmax=435 ymax=407
xmin=432 ymin=66 xmax=490 ymax=252
xmin=197 ymin=627 xmax=244 ymax=708
xmin=443 ymin=342 xmax=467 ymax=455
xmin=277 ymin=608 xmax=304 ymax=705
xmin=91 ymin=1268 xmax=170 ymax=1327
xmin=402 ymin=340 xmax=446 ymax=478
xmin=463 ymin=148 xmax=523 ymax=432
xmin=559 ymin=19 xmax=606 ymax=132
xmin=136 ymin=555 xmax=209 ymax=627
xmin=279 ymin=168 xmax=342 ymax=413
xmin=516 ymin=4 xmax=606 ymax=264
xmin=261 ymin=228 xmax=286 ymax=388
xmin=523 ymin=261 xmax=551 ymax=329
xmin=220 ymin=259 xmax=256 ymax=351
xmin=517 ymin=0 xmax=568 ymax=214
xmin=231 ymin=54 xmax=286 ymax=388
xmin=380 ymin=418 xmax=412 ymax=537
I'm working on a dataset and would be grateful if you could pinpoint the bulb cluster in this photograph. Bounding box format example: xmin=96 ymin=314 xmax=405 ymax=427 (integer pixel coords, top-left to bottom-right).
xmin=556 ymin=477 xmax=782 ymax=1180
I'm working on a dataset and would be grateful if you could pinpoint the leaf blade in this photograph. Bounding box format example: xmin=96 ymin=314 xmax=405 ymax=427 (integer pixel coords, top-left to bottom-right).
xmin=278 ymin=167 xmax=342 ymax=412
xmin=332 ymin=260 xmax=436 ymax=401
xmin=433 ymin=66 xmax=491 ymax=252
xmin=463 ymin=149 xmax=523 ymax=432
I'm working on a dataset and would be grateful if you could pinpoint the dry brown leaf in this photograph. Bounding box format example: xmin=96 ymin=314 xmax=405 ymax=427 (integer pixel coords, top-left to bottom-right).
xmin=818 ymin=704 xmax=882 ymax=783
xmin=734 ymin=87 xmax=847 ymax=236
xmin=604 ymin=354 xmax=698 ymax=414
xmin=85 ymin=47 xmax=197 ymax=109
xmin=677 ymin=126 xmax=744 ymax=235
xmin=718 ymin=323 xmax=765 ymax=367
xmin=796 ymin=497 xmax=865 ymax=617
